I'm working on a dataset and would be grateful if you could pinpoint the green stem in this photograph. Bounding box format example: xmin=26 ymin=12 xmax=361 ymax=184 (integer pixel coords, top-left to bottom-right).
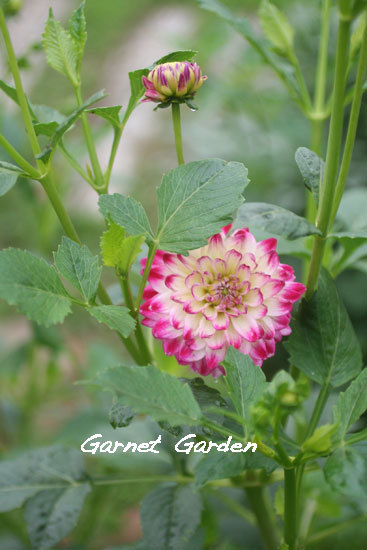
xmin=246 ymin=486 xmax=279 ymax=550
xmin=135 ymin=242 xmax=158 ymax=311
xmin=120 ymin=274 xmax=152 ymax=364
xmin=345 ymin=427 xmax=367 ymax=446
xmin=74 ymin=85 xmax=104 ymax=189
xmin=330 ymin=21 xmax=367 ymax=226
xmin=59 ymin=141 xmax=93 ymax=185
xmin=0 ymin=133 xmax=40 ymax=179
xmin=0 ymin=8 xmax=42 ymax=166
xmin=306 ymin=16 xmax=352 ymax=298
xmin=295 ymin=383 xmax=330 ymax=495
xmin=171 ymin=102 xmax=185 ymax=165
xmin=104 ymin=125 xmax=124 ymax=188
xmin=284 ymin=468 xmax=298 ymax=550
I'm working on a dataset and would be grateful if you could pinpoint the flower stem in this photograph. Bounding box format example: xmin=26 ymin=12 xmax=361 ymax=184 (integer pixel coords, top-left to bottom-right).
xmin=246 ymin=486 xmax=279 ymax=550
xmin=284 ymin=468 xmax=298 ymax=550
xmin=171 ymin=102 xmax=185 ymax=165
xmin=104 ymin=125 xmax=124 ymax=188
xmin=306 ymin=16 xmax=352 ymax=298
xmin=330 ymin=20 xmax=367 ymax=225
xmin=135 ymin=242 xmax=158 ymax=312
xmin=74 ymin=85 xmax=105 ymax=189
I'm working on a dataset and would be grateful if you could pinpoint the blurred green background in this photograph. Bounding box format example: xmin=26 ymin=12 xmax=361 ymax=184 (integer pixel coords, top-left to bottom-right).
xmin=0 ymin=0 xmax=366 ymax=548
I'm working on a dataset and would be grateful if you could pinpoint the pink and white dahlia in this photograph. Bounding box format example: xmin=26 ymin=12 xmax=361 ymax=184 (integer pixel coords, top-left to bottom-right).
xmin=142 ymin=61 xmax=207 ymax=103
xmin=140 ymin=227 xmax=306 ymax=377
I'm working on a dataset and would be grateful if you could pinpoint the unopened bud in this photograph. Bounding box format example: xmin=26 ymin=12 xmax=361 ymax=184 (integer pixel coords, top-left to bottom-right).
xmin=142 ymin=61 xmax=207 ymax=104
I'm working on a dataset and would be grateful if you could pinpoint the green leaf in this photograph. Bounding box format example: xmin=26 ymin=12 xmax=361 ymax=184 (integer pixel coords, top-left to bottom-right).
xmin=101 ymin=223 xmax=145 ymax=275
xmin=0 ymin=161 xmax=25 ymax=196
xmin=32 ymin=104 xmax=67 ymax=137
xmin=42 ymin=8 xmax=79 ymax=86
xmin=295 ymin=147 xmax=324 ymax=207
xmin=0 ymin=249 xmax=71 ymax=326
xmin=54 ymin=237 xmax=101 ymax=302
xmin=86 ymin=105 xmax=122 ymax=128
xmin=197 ymin=0 xmax=301 ymax=105
xmin=234 ymin=202 xmax=320 ymax=240
xmin=25 ymin=485 xmax=90 ymax=550
xmin=195 ymin=451 xmax=246 ymax=487
xmin=0 ymin=79 xmax=36 ymax=118
xmin=331 ymin=188 xmax=367 ymax=240
xmin=99 ymin=194 xmax=154 ymax=244
xmin=87 ymin=365 xmax=202 ymax=426
xmin=140 ymin=483 xmax=202 ymax=550
xmin=156 ymin=159 xmax=249 ymax=254
xmin=324 ymin=447 xmax=367 ymax=503
xmin=37 ymin=89 xmax=107 ymax=162
xmin=302 ymin=424 xmax=336 ymax=455
xmin=88 ymin=305 xmax=136 ymax=337
xmin=0 ymin=446 xmax=88 ymax=513
xmin=259 ymin=0 xmax=294 ymax=55
xmin=285 ymin=270 xmax=362 ymax=387
xmin=333 ymin=368 xmax=367 ymax=441
xmin=69 ymin=1 xmax=87 ymax=64
xmin=109 ymin=400 xmax=136 ymax=429
xmin=152 ymin=50 xmax=197 ymax=67
xmin=222 ymin=348 xmax=266 ymax=437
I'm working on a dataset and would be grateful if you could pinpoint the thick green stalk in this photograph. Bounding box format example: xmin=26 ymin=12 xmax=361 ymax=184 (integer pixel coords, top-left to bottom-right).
xmin=246 ymin=486 xmax=279 ymax=550
xmin=284 ymin=468 xmax=298 ymax=550
xmin=330 ymin=22 xmax=367 ymax=225
xmin=306 ymin=16 xmax=352 ymax=298
xmin=74 ymin=85 xmax=104 ymax=189
xmin=171 ymin=103 xmax=185 ymax=165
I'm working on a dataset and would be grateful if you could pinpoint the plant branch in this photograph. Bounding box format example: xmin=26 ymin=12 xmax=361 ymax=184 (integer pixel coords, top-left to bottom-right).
xmin=171 ymin=102 xmax=185 ymax=165
xmin=0 ymin=133 xmax=40 ymax=179
xmin=306 ymin=16 xmax=352 ymax=298
xmin=283 ymin=468 xmax=298 ymax=550
xmin=330 ymin=20 xmax=367 ymax=225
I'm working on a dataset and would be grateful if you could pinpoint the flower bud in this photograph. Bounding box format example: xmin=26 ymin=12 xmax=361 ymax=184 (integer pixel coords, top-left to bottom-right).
xmin=3 ymin=0 xmax=23 ymax=16
xmin=142 ymin=61 xmax=207 ymax=104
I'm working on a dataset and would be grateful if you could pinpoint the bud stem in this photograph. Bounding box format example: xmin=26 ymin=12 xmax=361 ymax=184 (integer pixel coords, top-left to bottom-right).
xmin=171 ymin=103 xmax=185 ymax=165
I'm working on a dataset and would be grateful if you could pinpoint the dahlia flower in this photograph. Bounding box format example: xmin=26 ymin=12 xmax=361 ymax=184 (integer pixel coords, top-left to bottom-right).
xmin=142 ymin=61 xmax=207 ymax=104
xmin=140 ymin=227 xmax=306 ymax=377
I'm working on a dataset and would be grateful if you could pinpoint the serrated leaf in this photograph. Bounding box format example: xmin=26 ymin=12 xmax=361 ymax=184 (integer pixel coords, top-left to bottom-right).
xmin=285 ymin=270 xmax=362 ymax=387
xmin=140 ymin=484 xmax=202 ymax=550
xmin=33 ymin=121 xmax=60 ymax=137
xmin=222 ymin=348 xmax=266 ymax=437
xmin=324 ymin=447 xmax=367 ymax=503
xmin=198 ymin=0 xmax=301 ymax=105
xmin=32 ymin=104 xmax=67 ymax=137
xmin=37 ymin=89 xmax=107 ymax=162
xmin=99 ymin=194 xmax=154 ymax=243
xmin=88 ymin=305 xmax=135 ymax=337
xmin=0 ymin=162 xmax=23 ymax=196
xmin=0 ymin=249 xmax=71 ymax=326
xmin=295 ymin=147 xmax=324 ymax=207
xmin=86 ymin=105 xmax=122 ymax=128
xmin=259 ymin=0 xmax=294 ymax=55
xmin=25 ymin=484 xmax=90 ymax=550
xmin=42 ymin=8 xmax=79 ymax=85
xmin=109 ymin=400 xmax=136 ymax=429
xmin=69 ymin=1 xmax=87 ymax=63
xmin=156 ymin=159 xmax=248 ymax=254
xmin=195 ymin=451 xmax=246 ymax=487
xmin=0 ymin=446 xmax=88 ymax=513
xmin=87 ymin=365 xmax=202 ymax=426
xmin=54 ymin=237 xmax=101 ymax=302
xmin=333 ymin=368 xmax=367 ymax=441
xmin=101 ymin=223 xmax=145 ymax=274
xmin=234 ymin=202 xmax=320 ymax=239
